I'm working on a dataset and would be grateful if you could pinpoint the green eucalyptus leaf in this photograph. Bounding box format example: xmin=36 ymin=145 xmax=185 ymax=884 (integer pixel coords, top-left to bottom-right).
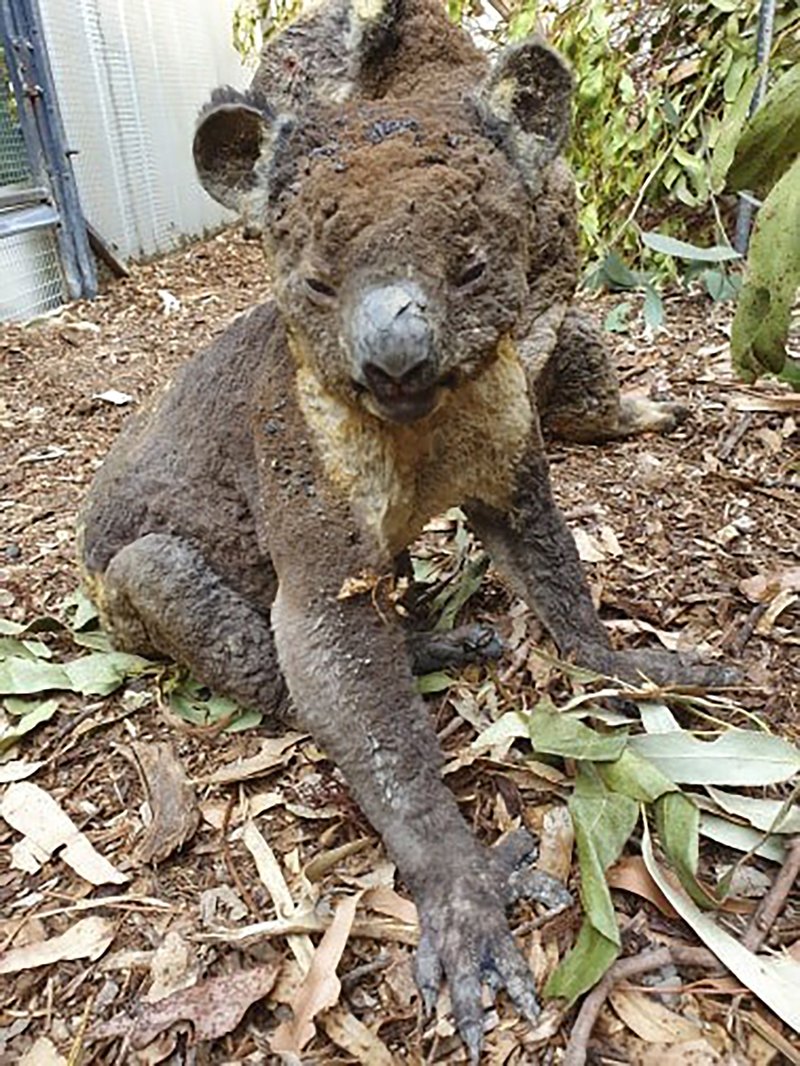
xmin=598 ymin=748 xmax=677 ymax=802
xmin=415 ymin=672 xmax=454 ymax=694
xmin=710 ymin=70 xmax=760 ymax=191
xmin=569 ymin=767 xmax=639 ymax=941
xmin=655 ymin=792 xmax=717 ymax=907
xmin=0 ymin=697 xmax=60 ymax=752
xmin=0 ymin=656 xmax=72 ymax=695
xmin=62 ymin=651 xmax=149 ymax=696
xmin=630 ymin=729 xmax=800 ymax=785
xmin=545 ymin=920 xmax=619 ymax=1004
xmin=604 ymin=301 xmax=632 ymax=333
xmin=641 ymin=231 xmax=740 ymax=262
xmin=530 ymin=705 xmax=628 ymax=762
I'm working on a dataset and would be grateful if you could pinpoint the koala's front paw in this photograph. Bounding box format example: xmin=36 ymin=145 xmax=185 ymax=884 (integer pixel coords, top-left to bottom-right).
xmin=590 ymin=646 xmax=740 ymax=688
xmin=414 ymin=836 xmax=571 ymax=1062
xmin=408 ymin=623 xmax=504 ymax=675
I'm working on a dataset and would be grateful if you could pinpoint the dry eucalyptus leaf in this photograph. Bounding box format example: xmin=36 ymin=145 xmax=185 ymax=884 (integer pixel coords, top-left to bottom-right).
xmin=91 ymin=963 xmax=279 ymax=1048
xmin=0 ymin=916 xmax=115 ymax=975
xmin=0 ymin=782 xmax=127 ymax=885
xmin=204 ymin=733 xmax=305 ymax=785
xmin=271 ymin=894 xmax=359 ymax=1054
xmin=130 ymin=742 xmax=200 ymax=864
xmin=537 ymin=805 xmax=574 ymax=883
xmin=609 ymin=986 xmax=704 ymax=1043
xmin=146 ymin=929 xmax=198 ymax=1002
xmin=18 ymin=1036 xmax=67 ymax=1066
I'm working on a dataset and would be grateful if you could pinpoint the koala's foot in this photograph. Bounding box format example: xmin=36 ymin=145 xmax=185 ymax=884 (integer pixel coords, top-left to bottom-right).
xmin=617 ymin=395 xmax=689 ymax=437
xmin=415 ymin=831 xmax=571 ymax=1062
xmin=581 ymin=643 xmax=740 ymax=688
xmin=407 ymin=623 xmax=504 ymax=675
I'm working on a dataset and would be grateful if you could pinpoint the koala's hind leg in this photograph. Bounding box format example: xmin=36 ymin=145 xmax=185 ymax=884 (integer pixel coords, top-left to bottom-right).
xmin=537 ymin=307 xmax=688 ymax=442
xmin=98 ymin=533 xmax=290 ymax=724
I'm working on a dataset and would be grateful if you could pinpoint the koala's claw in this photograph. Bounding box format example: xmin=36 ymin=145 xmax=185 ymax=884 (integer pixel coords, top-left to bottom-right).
xmin=582 ymin=644 xmax=740 ymax=689
xmin=415 ymin=836 xmax=570 ymax=1059
xmin=493 ymin=827 xmax=573 ymax=909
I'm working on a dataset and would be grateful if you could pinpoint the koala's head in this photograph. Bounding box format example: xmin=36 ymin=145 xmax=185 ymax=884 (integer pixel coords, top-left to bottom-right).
xmin=194 ymin=38 xmax=572 ymax=425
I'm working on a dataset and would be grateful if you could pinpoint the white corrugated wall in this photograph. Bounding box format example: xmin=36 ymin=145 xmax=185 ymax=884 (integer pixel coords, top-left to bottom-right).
xmin=39 ymin=0 xmax=250 ymax=260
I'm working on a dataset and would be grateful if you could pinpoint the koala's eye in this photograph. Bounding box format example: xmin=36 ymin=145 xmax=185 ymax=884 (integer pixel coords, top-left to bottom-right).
xmin=305 ymin=277 xmax=337 ymax=301
xmin=456 ymin=260 xmax=487 ymax=288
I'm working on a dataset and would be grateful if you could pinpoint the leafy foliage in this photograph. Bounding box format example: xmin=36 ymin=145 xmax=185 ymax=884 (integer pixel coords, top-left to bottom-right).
xmin=232 ymin=0 xmax=300 ymax=58
xmin=509 ymin=0 xmax=799 ymax=269
xmin=473 ymin=685 xmax=800 ymax=1007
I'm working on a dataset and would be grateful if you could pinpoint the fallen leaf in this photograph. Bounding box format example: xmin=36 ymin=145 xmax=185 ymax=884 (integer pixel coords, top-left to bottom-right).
xmin=755 ymin=590 xmax=798 ymax=634
xmin=271 ymin=893 xmax=360 ymax=1053
xmin=146 ymin=929 xmax=198 ymax=1002
xmin=0 ymin=916 xmax=115 ymax=974
xmin=607 ymin=856 xmax=678 ymax=918
xmin=130 ymin=742 xmax=200 ymax=864
xmin=0 ymin=759 xmax=44 ymax=782
xmin=203 ymin=733 xmax=305 ymax=785
xmin=740 ymin=567 xmax=800 ymax=603
xmin=241 ymin=819 xmax=314 ymax=968
xmin=321 ymin=1008 xmax=397 ymax=1065
xmin=91 ymin=963 xmax=279 ymax=1048
xmin=642 ymin=822 xmax=800 ymax=1033
xmin=573 ymin=528 xmax=607 ymax=563
xmin=537 ymin=804 xmax=575 ymax=883
xmin=93 ymin=389 xmax=133 ymax=405
xmin=0 ymin=782 xmax=127 ymax=885
xmin=632 ymin=1038 xmax=728 ymax=1064
xmin=18 ymin=1036 xmax=67 ymax=1065
xmin=363 ymin=885 xmax=418 ymax=927
xmin=609 ymin=986 xmax=704 ymax=1042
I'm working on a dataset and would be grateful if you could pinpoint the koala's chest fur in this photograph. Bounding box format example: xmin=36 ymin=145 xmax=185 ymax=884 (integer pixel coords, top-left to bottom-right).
xmin=296 ymin=337 xmax=533 ymax=557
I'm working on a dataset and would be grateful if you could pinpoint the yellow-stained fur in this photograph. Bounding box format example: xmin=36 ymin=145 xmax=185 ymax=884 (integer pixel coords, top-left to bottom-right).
xmin=296 ymin=336 xmax=532 ymax=556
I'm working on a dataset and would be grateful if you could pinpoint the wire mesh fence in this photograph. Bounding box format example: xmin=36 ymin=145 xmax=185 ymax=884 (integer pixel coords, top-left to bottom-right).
xmin=0 ymin=39 xmax=65 ymax=322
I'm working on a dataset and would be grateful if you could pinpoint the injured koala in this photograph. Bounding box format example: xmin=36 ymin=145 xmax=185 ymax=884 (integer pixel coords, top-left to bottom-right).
xmin=78 ymin=0 xmax=732 ymax=1057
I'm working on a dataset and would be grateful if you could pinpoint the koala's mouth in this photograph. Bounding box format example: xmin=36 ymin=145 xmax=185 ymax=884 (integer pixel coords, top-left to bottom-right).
xmin=357 ymin=378 xmax=442 ymax=424
xmin=356 ymin=370 xmax=456 ymax=424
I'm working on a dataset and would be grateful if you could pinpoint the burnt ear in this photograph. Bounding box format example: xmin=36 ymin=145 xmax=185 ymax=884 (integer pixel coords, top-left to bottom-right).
xmin=480 ymin=40 xmax=573 ymax=190
xmin=193 ymin=88 xmax=274 ymax=212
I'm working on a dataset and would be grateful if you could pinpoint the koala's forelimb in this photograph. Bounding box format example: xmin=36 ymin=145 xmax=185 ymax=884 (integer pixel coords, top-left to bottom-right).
xmin=466 ymin=444 xmax=613 ymax=668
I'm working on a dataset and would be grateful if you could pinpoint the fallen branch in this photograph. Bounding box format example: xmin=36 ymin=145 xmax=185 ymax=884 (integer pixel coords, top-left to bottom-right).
xmin=563 ymin=944 xmax=720 ymax=1066
xmin=743 ymin=835 xmax=800 ymax=953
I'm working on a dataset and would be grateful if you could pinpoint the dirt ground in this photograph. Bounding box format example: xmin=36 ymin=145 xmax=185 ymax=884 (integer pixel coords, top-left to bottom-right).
xmin=0 ymin=228 xmax=798 ymax=1064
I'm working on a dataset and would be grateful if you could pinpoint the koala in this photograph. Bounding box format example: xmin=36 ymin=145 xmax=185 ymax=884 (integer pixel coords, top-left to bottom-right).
xmin=78 ymin=0 xmax=732 ymax=1057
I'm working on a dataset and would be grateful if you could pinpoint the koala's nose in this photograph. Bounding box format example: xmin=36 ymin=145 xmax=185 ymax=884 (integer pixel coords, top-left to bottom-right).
xmin=351 ymin=281 xmax=436 ymax=391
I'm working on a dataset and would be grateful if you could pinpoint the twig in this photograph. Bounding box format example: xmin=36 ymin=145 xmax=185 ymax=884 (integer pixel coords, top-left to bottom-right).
xmin=717 ymin=412 xmax=753 ymax=461
xmin=742 ymin=835 xmax=800 ymax=953
xmin=608 ymin=77 xmax=715 ymax=248
xmin=221 ymin=791 xmax=259 ymax=917
xmin=731 ymin=601 xmax=768 ymax=656
xmin=563 ymin=945 xmax=720 ymax=1066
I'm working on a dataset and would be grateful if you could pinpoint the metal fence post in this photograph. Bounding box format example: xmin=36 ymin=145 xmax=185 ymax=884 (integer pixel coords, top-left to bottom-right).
xmin=0 ymin=0 xmax=96 ymax=299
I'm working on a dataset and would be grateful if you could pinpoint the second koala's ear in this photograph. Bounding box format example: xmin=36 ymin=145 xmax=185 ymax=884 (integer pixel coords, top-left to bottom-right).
xmin=193 ymin=88 xmax=276 ymax=212
xmin=480 ymin=40 xmax=573 ymax=190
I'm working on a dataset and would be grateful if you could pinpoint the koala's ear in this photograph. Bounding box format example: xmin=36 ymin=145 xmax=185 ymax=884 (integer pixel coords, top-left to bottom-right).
xmin=480 ymin=40 xmax=573 ymax=189
xmin=193 ymin=89 xmax=274 ymax=212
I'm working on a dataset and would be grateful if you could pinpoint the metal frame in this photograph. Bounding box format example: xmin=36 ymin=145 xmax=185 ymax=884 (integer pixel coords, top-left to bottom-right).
xmin=0 ymin=0 xmax=96 ymax=299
